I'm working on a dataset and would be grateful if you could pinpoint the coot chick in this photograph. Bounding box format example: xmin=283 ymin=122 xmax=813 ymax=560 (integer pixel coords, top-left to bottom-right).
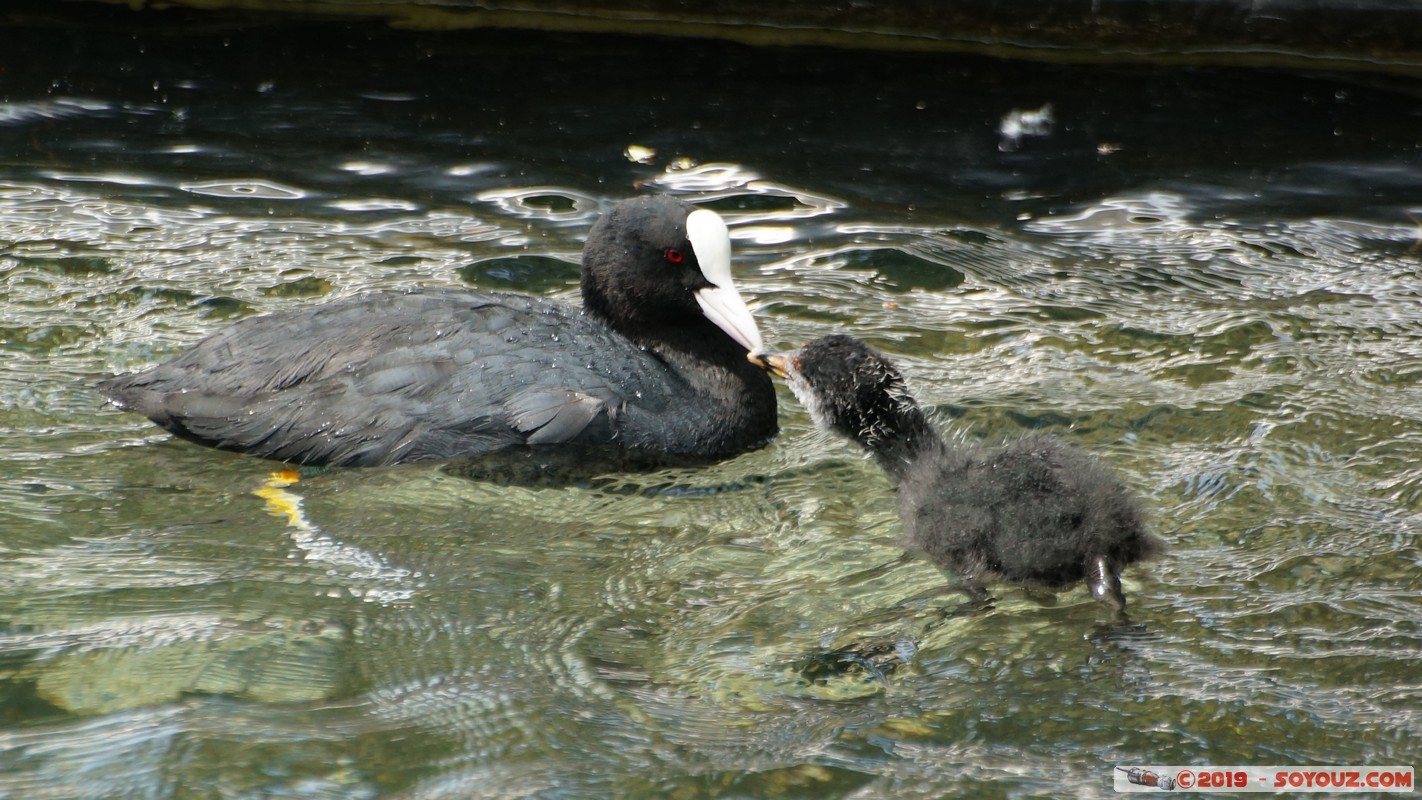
xmin=758 ymin=335 xmax=1163 ymax=614
xmin=100 ymin=196 xmax=777 ymax=467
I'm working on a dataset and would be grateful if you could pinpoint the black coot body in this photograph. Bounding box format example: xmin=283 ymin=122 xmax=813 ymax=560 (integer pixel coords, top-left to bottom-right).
xmin=762 ymin=335 xmax=1163 ymax=613
xmin=99 ymin=196 xmax=778 ymax=467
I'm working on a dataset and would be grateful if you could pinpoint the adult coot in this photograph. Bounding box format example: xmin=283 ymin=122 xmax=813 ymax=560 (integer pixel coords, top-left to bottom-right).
xmin=757 ymin=335 xmax=1163 ymax=614
xmin=100 ymin=196 xmax=778 ymax=467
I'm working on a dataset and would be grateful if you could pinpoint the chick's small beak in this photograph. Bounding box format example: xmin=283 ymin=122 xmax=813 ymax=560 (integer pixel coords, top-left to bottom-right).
xmin=747 ymin=351 xmax=790 ymax=379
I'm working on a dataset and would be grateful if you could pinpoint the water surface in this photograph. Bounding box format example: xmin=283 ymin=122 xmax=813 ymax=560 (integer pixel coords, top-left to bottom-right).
xmin=1 ymin=16 xmax=1420 ymax=799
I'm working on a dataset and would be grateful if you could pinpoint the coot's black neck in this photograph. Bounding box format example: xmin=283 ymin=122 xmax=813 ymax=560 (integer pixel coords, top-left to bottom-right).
xmin=607 ymin=315 xmax=778 ymax=454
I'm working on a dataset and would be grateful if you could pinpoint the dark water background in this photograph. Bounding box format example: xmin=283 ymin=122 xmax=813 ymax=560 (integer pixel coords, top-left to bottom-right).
xmin=1 ymin=11 xmax=1420 ymax=799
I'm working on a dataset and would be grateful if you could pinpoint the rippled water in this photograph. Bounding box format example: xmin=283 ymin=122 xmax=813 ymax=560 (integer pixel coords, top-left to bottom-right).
xmin=2 ymin=14 xmax=1420 ymax=799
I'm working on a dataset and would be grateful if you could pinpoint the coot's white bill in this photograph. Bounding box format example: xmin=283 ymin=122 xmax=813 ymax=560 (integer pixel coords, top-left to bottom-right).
xmin=687 ymin=208 xmax=763 ymax=354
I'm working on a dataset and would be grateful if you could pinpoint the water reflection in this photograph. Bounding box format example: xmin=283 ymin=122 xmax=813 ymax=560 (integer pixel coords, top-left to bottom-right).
xmin=180 ymin=178 xmax=307 ymax=200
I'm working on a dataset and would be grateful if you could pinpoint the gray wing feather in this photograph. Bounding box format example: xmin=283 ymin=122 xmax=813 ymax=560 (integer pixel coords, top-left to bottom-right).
xmin=505 ymin=387 xmax=623 ymax=444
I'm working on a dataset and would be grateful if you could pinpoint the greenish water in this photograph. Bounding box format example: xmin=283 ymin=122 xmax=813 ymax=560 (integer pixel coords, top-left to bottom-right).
xmin=1 ymin=14 xmax=1420 ymax=799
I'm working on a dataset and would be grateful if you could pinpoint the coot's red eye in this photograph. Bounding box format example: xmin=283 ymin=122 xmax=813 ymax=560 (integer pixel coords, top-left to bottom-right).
xmin=665 ymin=248 xmax=684 ymax=264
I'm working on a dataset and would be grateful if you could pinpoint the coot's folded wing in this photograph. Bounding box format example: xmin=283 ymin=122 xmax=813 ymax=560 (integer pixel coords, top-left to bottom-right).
xmin=99 ymin=290 xmax=670 ymax=466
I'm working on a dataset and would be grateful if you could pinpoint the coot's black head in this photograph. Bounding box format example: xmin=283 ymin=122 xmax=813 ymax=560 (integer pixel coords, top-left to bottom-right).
xmin=758 ymin=335 xmax=922 ymax=451
xmin=581 ymin=196 xmax=763 ymax=354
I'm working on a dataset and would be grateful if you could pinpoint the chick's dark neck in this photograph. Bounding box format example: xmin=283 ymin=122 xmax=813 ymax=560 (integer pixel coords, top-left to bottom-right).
xmin=854 ymin=398 xmax=952 ymax=485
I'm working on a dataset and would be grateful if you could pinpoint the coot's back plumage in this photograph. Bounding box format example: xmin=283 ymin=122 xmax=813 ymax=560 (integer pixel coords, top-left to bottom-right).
xmin=99 ymin=196 xmax=778 ymax=466
xmin=763 ymin=334 xmax=1163 ymax=613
